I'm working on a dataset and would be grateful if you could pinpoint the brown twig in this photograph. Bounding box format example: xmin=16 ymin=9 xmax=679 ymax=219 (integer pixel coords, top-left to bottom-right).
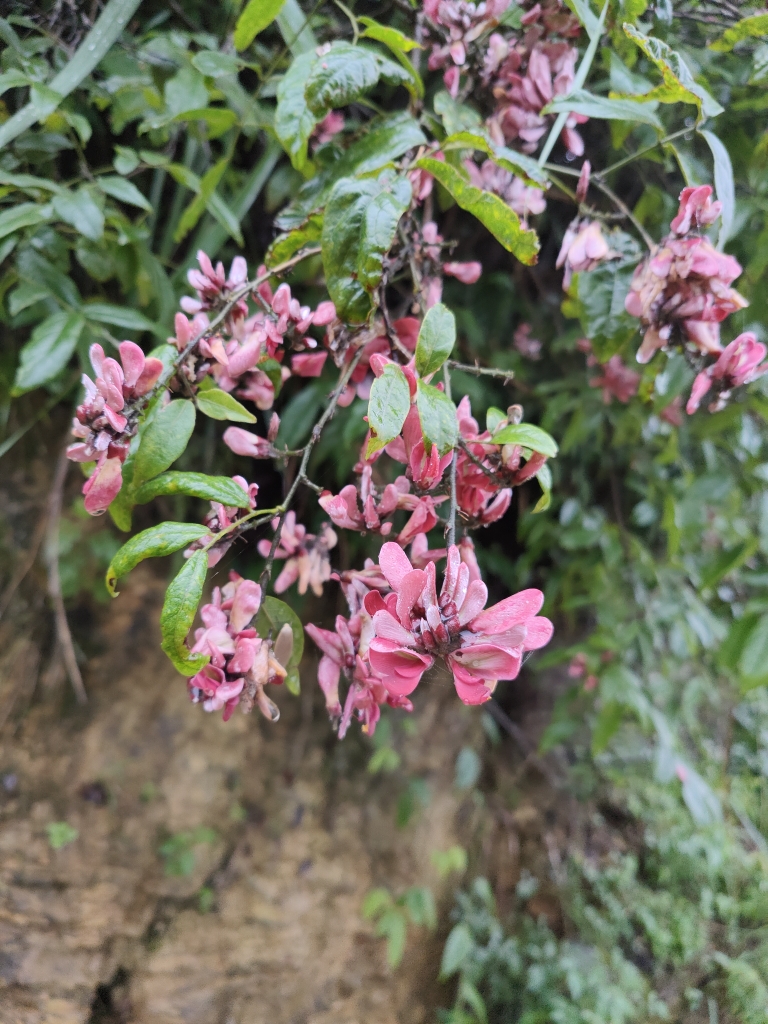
xmin=45 ymin=447 xmax=87 ymax=705
xmin=0 ymin=508 xmax=48 ymax=624
xmin=259 ymin=348 xmax=366 ymax=590
xmin=446 ymin=360 xmax=515 ymax=381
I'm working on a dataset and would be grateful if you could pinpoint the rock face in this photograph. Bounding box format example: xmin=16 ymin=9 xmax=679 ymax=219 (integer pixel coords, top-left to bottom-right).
xmin=0 ymin=567 xmax=474 ymax=1024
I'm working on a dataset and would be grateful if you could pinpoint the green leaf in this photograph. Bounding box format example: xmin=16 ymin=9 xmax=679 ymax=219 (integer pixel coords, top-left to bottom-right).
xmin=163 ymin=67 xmax=208 ymax=119
xmin=196 ymin=388 xmax=257 ymax=423
xmin=415 ymin=158 xmax=539 ymax=265
xmin=362 ymin=887 xmax=392 ymax=919
xmin=699 ymin=539 xmax=758 ymax=592
xmin=133 ymin=399 xmax=197 ymax=487
xmin=533 ymin=462 xmax=553 ymax=513
xmin=16 ymin=248 xmax=80 ymax=308
xmin=591 ymin=700 xmax=624 ymax=755
xmin=13 ymin=311 xmax=85 ymax=393
xmin=0 ymin=200 xmax=52 ymax=240
xmin=275 ymin=50 xmax=319 ymax=173
xmin=402 ymin=886 xmax=437 ymax=930
xmin=491 ymin=423 xmax=558 ymax=457
xmin=46 ymin=821 xmax=78 ymax=850
xmin=97 ymin=174 xmax=152 ymax=212
xmin=710 ymin=13 xmax=768 ymax=52
xmin=740 ymin=613 xmax=768 ymax=681
xmin=367 ymin=364 xmax=411 ymax=456
xmin=172 ymin=107 xmax=239 ymax=139
xmin=265 ymin=212 xmax=323 ymax=267
xmin=718 ymin=613 xmax=758 ymax=673
xmin=83 ymin=301 xmax=162 ymax=336
xmin=415 ymin=302 xmax=456 ymax=378
xmin=322 ymin=171 xmax=410 ymax=322
xmin=454 ymin=746 xmax=481 ymax=790
xmin=700 ymin=130 xmax=735 ymax=249
xmin=357 ymin=173 xmax=412 ymax=294
xmin=441 ymin=131 xmax=548 ymax=187
xmin=8 ymin=282 xmax=49 ymax=317
xmin=134 ymin=472 xmax=252 ymax=508
xmin=276 ymin=111 xmax=426 ymax=230
xmin=440 ymin=923 xmax=474 ymax=979
xmin=304 ymin=42 xmax=413 ymax=117
xmin=358 ymin=17 xmax=424 ymax=98
xmin=547 ymin=88 xmax=663 ymax=129
xmin=160 ymin=550 xmax=209 ymax=676
xmin=106 ymin=522 xmax=210 ymax=597
xmin=574 ymin=251 xmax=639 ymax=360
xmin=234 ymin=0 xmax=287 ymax=50
xmin=358 ymin=17 xmax=420 ymax=52
xmin=174 ymin=157 xmax=231 ymax=244
xmin=377 ymin=909 xmax=408 ymax=968
xmin=113 ymin=145 xmax=139 ymax=175
xmin=622 ymin=23 xmax=723 ymax=120
xmin=52 ymin=188 xmax=104 ymax=240
xmin=562 ymin=0 xmax=601 ymax=39
xmin=192 ymin=51 xmax=243 ymax=77
xmin=434 ymin=90 xmax=482 ymax=135
xmin=254 ymin=595 xmax=305 ymax=695
xmin=416 ymin=380 xmax=458 ymax=455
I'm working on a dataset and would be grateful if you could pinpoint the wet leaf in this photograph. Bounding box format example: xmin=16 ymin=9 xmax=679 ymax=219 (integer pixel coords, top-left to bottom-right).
xmin=417 ymin=380 xmax=458 ymax=455
xmin=133 ymin=399 xmax=196 ymax=487
xmin=367 ymin=364 xmax=411 ymax=456
xmin=492 ymin=423 xmax=558 ymax=457
xmin=106 ymin=522 xmax=210 ymax=597
xmin=134 ymin=472 xmax=252 ymax=508
xmin=415 ymin=302 xmax=456 ymax=378
xmin=196 ymin=388 xmax=256 ymax=423
xmin=160 ymin=549 xmax=209 ymax=676
xmin=416 ymin=157 xmax=539 ymax=265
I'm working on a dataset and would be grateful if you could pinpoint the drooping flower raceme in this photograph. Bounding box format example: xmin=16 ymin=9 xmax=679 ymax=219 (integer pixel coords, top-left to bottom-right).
xmin=68 ymin=341 xmax=163 ymax=515
xmin=189 ymin=573 xmax=293 ymax=722
xmin=625 ymin=186 xmax=747 ymax=364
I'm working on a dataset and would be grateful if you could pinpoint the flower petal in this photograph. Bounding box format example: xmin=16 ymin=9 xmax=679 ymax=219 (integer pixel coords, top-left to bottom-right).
xmin=378 ymin=541 xmax=414 ymax=590
xmin=468 ymin=588 xmax=544 ymax=634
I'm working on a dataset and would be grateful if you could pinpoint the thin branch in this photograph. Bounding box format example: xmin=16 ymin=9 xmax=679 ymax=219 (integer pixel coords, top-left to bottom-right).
xmin=596 ymin=127 xmax=693 ymax=179
xmin=156 ymin=246 xmax=323 ymax=399
xmin=443 ymin=363 xmax=458 ymax=548
xmin=45 ymin=447 xmax=87 ymax=705
xmin=259 ymin=348 xmax=366 ymax=590
xmin=446 ymin=360 xmax=515 ymax=381
xmin=0 ymin=507 xmax=48 ymax=625
xmin=458 ymin=438 xmax=497 ymax=482
xmin=591 ymin=178 xmax=655 ymax=250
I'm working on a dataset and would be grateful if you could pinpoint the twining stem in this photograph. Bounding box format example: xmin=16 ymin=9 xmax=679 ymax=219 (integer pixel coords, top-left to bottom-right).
xmin=259 ymin=347 xmax=366 ymax=589
xmin=443 ymin=363 xmax=458 ymax=549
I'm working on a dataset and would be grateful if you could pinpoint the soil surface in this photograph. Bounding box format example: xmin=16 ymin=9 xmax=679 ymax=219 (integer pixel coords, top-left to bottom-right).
xmin=0 ymin=460 xmax=569 ymax=1024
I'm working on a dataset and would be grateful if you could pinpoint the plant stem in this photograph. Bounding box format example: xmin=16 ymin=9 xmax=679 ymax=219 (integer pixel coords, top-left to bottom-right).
xmin=596 ymin=127 xmax=693 ymax=179
xmin=443 ymin=363 xmax=458 ymax=548
xmin=446 ymin=360 xmax=515 ymax=381
xmin=259 ymin=347 xmax=365 ymax=589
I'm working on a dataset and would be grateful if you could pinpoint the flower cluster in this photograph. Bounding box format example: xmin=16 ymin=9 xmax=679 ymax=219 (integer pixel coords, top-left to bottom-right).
xmin=557 ymin=219 xmax=614 ymax=290
xmin=307 ymin=539 xmax=552 ymax=732
xmin=189 ymin=573 xmax=292 ymax=722
xmin=170 ymin=252 xmax=336 ymax=410
xmin=578 ymin=340 xmax=640 ymax=405
xmin=625 ymin=186 xmax=747 ymax=365
xmin=424 ymin=0 xmax=512 ymax=97
xmin=687 ymin=332 xmax=768 ymax=414
xmin=257 ymin=513 xmax=337 ymax=597
xmin=67 ymin=342 xmax=163 ymax=515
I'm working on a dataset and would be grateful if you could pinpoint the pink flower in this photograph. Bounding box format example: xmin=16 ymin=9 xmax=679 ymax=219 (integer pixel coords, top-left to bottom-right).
xmin=444 ymin=261 xmax=483 ymax=284
xmin=312 ymin=110 xmax=344 ymax=146
xmin=589 ymin=355 xmax=640 ymax=404
xmin=257 ymin=513 xmax=337 ymax=597
xmin=686 ymin=332 xmax=768 ymax=414
xmin=626 ymin=187 xmax=747 ymax=364
xmin=670 ymin=185 xmax=722 ymax=236
xmin=223 ymin=425 xmax=274 ymax=459
xmin=291 ymin=351 xmax=328 ymax=377
xmin=513 ymin=323 xmax=542 ymax=360
xmin=68 ymin=341 xmax=164 ymax=514
xmin=385 ymin=405 xmax=454 ymax=490
xmin=556 ymin=220 xmax=614 ymax=289
xmin=188 ymin=573 xmax=290 ymax=722
xmin=182 ymin=251 xmax=249 ymax=321
xmin=367 ymin=542 xmax=553 ymax=706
